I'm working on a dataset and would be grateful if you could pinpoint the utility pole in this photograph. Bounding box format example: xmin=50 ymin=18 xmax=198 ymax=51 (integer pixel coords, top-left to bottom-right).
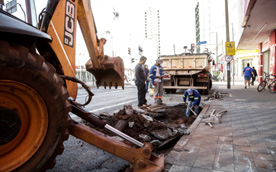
xmin=225 ymin=0 xmax=230 ymax=89
xmin=215 ymin=32 xmax=218 ymax=64
xmin=232 ymin=23 xmax=235 ymax=85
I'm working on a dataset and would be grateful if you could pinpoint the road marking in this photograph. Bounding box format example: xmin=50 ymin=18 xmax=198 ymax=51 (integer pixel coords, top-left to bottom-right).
xmin=234 ymin=99 xmax=247 ymax=101
xmin=89 ymin=99 xmax=137 ymax=112
xmin=77 ymin=90 xmax=134 ymax=98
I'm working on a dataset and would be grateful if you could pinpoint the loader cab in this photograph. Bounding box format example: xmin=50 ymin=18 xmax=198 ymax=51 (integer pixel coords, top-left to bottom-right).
xmin=1 ymin=0 xmax=45 ymax=27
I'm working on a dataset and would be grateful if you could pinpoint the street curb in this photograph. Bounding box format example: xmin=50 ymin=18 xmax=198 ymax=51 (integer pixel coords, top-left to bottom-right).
xmin=164 ymin=104 xmax=211 ymax=171
xmin=172 ymin=104 xmax=210 ymax=152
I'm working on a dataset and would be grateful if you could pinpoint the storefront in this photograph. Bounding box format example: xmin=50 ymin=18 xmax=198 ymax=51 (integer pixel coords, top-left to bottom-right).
xmin=258 ymin=30 xmax=276 ymax=82
xmin=233 ymin=50 xmax=258 ymax=81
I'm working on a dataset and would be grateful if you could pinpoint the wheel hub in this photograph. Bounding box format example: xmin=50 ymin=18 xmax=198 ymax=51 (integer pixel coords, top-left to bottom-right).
xmin=0 ymin=80 xmax=48 ymax=171
xmin=0 ymin=108 xmax=21 ymax=145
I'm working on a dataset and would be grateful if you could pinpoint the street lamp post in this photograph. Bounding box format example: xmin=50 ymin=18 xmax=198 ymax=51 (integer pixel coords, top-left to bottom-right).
xmin=225 ymin=0 xmax=231 ymax=89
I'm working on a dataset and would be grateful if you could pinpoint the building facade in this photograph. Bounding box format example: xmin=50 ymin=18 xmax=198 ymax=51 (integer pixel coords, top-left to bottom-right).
xmin=237 ymin=0 xmax=276 ymax=82
xmin=144 ymin=7 xmax=161 ymax=57
xmin=195 ymin=0 xmax=261 ymax=82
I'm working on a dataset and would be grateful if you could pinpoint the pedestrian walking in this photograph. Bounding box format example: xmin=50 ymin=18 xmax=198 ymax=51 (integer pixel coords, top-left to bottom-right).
xmin=251 ymin=66 xmax=258 ymax=85
xmin=149 ymin=59 xmax=165 ymax=105
xmin=243 ymin=63 xmax=254 ymax=89
xmin=144 ymin=64 xmax=150 ymax=93
xmin=183 ymin=88 xmax=201 ymax=117
xmin=135 ymin=56 xmax=147 ymax=108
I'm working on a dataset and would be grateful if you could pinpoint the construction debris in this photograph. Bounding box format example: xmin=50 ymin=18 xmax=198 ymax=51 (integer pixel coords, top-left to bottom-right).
xmin=204 ymin=90 xmax=224 ymax=101
xmin=201 ymin=109 xmax=228 ymax=128
xmin=209 ymin=109 xmax=228 ymax=124
xmin=205 ymin=122 xmax=213 ymax=128
xmin=87 ymin=103 xmax=199 ymax=151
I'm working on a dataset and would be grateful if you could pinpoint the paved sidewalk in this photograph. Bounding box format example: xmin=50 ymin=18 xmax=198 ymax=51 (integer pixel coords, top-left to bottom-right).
xmin=165 ymin=83 xmax=276 ymax=172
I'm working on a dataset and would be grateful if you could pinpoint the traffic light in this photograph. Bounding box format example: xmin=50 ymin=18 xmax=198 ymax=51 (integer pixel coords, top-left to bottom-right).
xmin=131 ymin=58 xmax=135 ymax=63
xmin=128 ymin=47 xmax=131 ymax=55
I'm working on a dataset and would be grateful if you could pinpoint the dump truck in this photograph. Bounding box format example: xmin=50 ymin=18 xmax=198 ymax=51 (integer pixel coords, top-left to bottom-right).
xmin=0 ymin=0 xmax=164 ymax=171
xmin=161 ymin=53 xmax=213 ymax=94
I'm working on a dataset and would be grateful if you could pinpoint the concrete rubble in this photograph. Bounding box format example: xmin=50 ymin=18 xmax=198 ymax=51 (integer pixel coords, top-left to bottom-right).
xmin=93 ymin=103 xmax=199 ymax=150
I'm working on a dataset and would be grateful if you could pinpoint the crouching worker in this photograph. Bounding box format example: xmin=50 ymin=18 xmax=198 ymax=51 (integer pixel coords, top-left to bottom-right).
xmin=183 ymin=88 xmax=201 ymax=117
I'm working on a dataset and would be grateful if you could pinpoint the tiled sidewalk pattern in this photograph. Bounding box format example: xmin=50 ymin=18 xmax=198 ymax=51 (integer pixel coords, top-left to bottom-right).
xmin=165 ymin=85 xmax=276 ymax=172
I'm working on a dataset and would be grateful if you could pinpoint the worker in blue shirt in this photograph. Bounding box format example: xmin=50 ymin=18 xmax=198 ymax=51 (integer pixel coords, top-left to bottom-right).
xmin=149 ymin=59 xmax=165 ymax=105
xmin=183 ymin=88 xmax=201 ymax=117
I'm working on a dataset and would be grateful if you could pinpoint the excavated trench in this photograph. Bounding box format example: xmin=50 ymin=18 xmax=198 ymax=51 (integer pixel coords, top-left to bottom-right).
xmin=86 ymin=103 xmax=202 ymax=154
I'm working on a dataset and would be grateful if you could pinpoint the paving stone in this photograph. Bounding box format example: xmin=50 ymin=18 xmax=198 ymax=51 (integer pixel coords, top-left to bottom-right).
xmin=234 ymin=164 xmax=257 ymax=172
xmin=253 ymin=153 xmax=275 ymax=161
xmin=193 ymin=159 xmax=213 ymax=170
xmin=248 ymin=137 xmax=266 ymax=145
xmin=233 ymin=137 xmax=250 ymax=146
xmin=265 ymin=139 xmax=276 ymax=149
xmin=166 ymin=150 xmax=181 ymax=165
xmin=198 ymin=147 xmax=217 ymax=155
xmin=234 ymin=151 xmax=254 ymax=166
xmin=190 ymin=167 xmax=213 ymax=172
xmin=268 ymin=148 xmax=276 ymax=161
xmin=166 ymin=157 xmax=175 ymax=165
xmin=173 ymin=136 xmax=191 ymax=151
xmin=218 ymin=136 xmax=233 ymax=143
xmin=253 ymin=159 xmax=276 ymax=170
xmin=196 ymin=153 xmax=216 ymax=162
xmin=256 ymin=167 xmax=276 ymax=172
xmin=174 ymin=151 xmax=197 ymax=167
xmin=169 ymin=165 xmax=191 ymax=172
xmin=166 ymin=85 xmax=276 ymax=172
xmin=182 ymin=145 xmax=200 ymax=154
xmin=214 ymin=154 xmax=234 ymax=171
xmin=234 ymin=145 xmax=252 ymax=152
xmin=213 ymin=163 xmax=234 ymax=172
xmin=185 ymin=139 xmax=202 ymax=147
xmin=250 ymin=145 xmax=270 ymax=154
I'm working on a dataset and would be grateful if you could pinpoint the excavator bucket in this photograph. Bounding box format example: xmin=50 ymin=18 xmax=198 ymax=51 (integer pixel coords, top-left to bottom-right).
xmin=86 ymin=56 xmax=124 ymax=89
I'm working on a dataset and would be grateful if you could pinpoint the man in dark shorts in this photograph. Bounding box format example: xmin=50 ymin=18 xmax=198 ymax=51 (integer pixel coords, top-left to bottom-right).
xmin=243 ymin=63 xmax=254 ymax=89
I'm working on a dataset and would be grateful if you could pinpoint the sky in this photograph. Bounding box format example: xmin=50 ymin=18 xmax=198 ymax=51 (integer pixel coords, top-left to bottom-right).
xmin=3 ymin=0 xmax=197 ymax=67
xmin=86 ymin=0 xmax=197 ymax=67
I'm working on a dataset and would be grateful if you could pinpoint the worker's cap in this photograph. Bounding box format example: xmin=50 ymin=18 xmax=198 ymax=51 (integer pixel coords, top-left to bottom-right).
xmin=156 ymin=59 xmax=163 ymax=64
xmin=187 ymin=88 xmax=193 ymax=95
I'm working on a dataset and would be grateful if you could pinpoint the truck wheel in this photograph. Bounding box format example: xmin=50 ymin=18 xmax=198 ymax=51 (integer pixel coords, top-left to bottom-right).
xmin=165 ymin=89 xmax=171 ymax=93
xmin=165 ymin=89 xmax=176 ymax=94
xmin=0 ymin=41 xmax=71 ymax=172
xmin=170 ymin=89 xmax=176 ymax=93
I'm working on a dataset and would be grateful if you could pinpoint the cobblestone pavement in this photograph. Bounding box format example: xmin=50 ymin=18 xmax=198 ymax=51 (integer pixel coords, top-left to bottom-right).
xmin=165 ymin=82 xmax=276 ymax=172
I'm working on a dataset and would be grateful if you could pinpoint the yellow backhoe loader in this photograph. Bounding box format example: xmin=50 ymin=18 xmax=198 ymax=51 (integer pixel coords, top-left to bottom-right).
xmin=0 ymin=0 xmax=164 ymax=171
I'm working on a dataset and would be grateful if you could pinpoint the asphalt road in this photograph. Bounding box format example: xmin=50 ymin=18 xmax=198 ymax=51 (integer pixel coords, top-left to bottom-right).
xmin=47 ymin=84 xmax=200 ymax=172
xmin=70 ymin=84 xmax=139 ymax=122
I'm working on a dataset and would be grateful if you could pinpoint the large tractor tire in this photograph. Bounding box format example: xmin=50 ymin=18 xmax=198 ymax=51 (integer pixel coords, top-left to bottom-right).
xmin=0 ymin=41 xmax=71 ymax=172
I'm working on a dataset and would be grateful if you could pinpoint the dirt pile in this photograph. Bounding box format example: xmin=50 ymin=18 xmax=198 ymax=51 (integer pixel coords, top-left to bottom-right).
xmin=95 ymin=103 xmax=197 ymax=150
